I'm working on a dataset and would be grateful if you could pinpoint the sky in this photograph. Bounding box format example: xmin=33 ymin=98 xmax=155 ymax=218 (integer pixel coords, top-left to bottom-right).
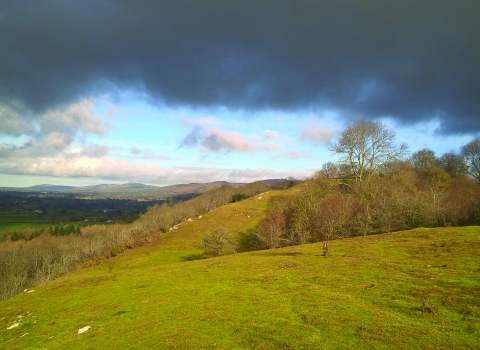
xmin=0 ymin=1 xmax=479 ymax=187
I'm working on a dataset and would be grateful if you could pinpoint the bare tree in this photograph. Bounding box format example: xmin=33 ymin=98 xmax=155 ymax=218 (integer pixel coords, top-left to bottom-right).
xmin=255 ymin=209 xmax=288 ymax=249
xmin=315 ymin=193 xmax=355 ymax=254
xmin=439 ymin=152 xmax=467 ymax=178
xmin=420 ymin=167 xmax=451 ymax=226
xmin=461 ymin=138 xmax=480 ymax=183
xmin=316 ymin=162 xmax=339 ymax=178
xmin=331 ymin=120 xmax=408 ymax=181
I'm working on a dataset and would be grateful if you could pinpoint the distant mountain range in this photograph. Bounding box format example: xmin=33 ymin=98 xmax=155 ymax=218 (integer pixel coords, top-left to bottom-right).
xmin=0 ymin=179 xmax=287 ymax=198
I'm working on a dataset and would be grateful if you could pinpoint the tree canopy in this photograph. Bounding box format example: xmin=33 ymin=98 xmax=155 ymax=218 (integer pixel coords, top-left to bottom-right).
xmin=331 ymin=120 xmax=408 ymax=181
xmin=410 ymin=148 xmax=438 ymax=171
xmin=461 ymin=138 xmax=480 ymax=182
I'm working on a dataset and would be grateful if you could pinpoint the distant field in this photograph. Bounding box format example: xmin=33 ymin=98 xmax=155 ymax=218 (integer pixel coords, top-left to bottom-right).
xmin=0 ymin=222 xmax=110 ymax=233
xmin=0 ymin=211 xmax=52 ymax=232
xmin=0 ymin=211 xmax=111 ymax=234
xmin=0 ymin=223 xmax=51 ymax=232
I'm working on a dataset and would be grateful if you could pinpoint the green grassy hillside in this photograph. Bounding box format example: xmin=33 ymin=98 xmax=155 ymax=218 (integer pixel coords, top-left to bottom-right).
xmin=1 ymin=189 xmax=479 ymax=349
xmin=140 ymin=189 xmax=281 ymax=262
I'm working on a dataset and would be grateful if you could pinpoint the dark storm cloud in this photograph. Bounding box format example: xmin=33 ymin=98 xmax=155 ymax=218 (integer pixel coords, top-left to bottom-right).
xmin=1 ymin=0 xmax=479 ymax=134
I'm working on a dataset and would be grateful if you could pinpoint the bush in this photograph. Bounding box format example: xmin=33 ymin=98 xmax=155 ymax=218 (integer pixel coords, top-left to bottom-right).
xmin=231 ymin=193 xmax=249 ymax=203
xmin=202 ymin=227 xmax=237 ymax=256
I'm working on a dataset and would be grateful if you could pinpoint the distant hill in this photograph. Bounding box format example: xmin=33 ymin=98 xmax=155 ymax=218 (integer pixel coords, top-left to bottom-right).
xmin=23 ymin=184 xmax=78 ymax=191
xmin=0 ymin=179 xmax=287 ymax=199
xmin=67 ymin=182 xmax=158 ymax=194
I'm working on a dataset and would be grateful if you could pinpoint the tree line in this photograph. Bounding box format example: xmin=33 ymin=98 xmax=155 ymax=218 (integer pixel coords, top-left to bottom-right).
xmin=252 ymin=121 xmax=480 ymax=254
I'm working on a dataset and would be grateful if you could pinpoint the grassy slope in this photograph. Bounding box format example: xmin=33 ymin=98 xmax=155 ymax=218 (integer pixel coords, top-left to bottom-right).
xmin=1 ymin=189 xmax=479 ymax=349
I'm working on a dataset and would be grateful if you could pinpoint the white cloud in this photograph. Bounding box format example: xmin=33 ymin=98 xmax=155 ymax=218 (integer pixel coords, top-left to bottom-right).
xmin=0 ymin=154 xmax=311 ymax=184
xmin=300 ymin=126 xmax=333 ymax=146
xmin=184 ymin=127 xmax=284 ymax=153
xmin=200 ymin=127 xmax=254 ymax=153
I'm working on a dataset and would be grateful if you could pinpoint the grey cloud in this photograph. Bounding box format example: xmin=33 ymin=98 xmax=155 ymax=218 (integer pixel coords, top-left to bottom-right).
xmin=1 ymin=1 xmax=479 ymax=134
xmin=0 ymin=99 xmax=106 ymax=162
xmin=81 ymin=144 xmax=110 ymax=157
xmin=39 ymin=99 xmax=106 ymax=135
xmin=44 ymin=132 xmax=73 ymax=149
xmin=0 ymin=99 xmax=105 ymax=143
xmin=0 ymin=104 xmax=35 ymax=136
xmin=0 ymin=138 xmax=67 ymax=158
xmin=130 ymin=147 xmax=142 ymax=155
xmin=179 ymin=126 xmax=203 ymax=148
xmin=0 ymin=143 xmax=16 ymax=158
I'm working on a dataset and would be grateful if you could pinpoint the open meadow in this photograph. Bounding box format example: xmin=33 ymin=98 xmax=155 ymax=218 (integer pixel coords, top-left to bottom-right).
xmin=1 ymin=194 xmax=479 ymax=349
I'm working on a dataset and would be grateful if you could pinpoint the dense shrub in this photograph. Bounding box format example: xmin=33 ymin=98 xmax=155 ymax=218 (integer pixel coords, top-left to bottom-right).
xmin=253 ymin=167 xmax=480 ymax=250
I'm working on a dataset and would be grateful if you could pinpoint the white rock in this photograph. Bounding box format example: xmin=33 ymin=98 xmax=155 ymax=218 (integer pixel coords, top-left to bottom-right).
xmin=27 ymin=290 xmax=34 ymax=293
xmin=7 ymin=323 xmax=20 ymax=330
xmin=198 ymin=215 xmax=202 ymax=219
xmin=78 ymin=326 xmax=91 ymax=334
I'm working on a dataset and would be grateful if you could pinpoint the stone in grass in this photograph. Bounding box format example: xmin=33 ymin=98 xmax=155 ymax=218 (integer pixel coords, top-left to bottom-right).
xmin=78 ymin=326 xmax=91 ymax=334
xmin=7 ymin=323 xmax=20 ymax=330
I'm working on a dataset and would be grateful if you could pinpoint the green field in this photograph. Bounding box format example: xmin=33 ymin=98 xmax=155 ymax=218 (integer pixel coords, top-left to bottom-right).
xmin=0 ymin=211 xmax=52 ymax=232
xmin=0 ymin=211 xmax=109 ymax=234
xmin=1 ymin=190 xmax=479 ymax=349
